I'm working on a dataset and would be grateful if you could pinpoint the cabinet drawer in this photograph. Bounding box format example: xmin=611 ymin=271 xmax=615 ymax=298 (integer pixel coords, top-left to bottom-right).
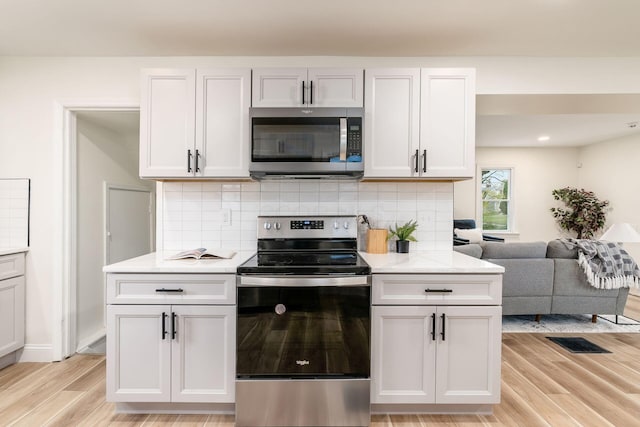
xmin=107 ymin=274 xmax=235 ymax=305
xmin=372 ymin=274 xmax=502 ymax=305
xmin=0 ymin=253 xmax=25 ymax=281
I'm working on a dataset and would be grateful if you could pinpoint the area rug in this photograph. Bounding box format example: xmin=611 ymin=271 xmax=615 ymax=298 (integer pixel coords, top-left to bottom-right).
xmin=546 ymin=336 xmax=611 ymax=353
xmin=502 ymin=314 xmax=640 ymax=333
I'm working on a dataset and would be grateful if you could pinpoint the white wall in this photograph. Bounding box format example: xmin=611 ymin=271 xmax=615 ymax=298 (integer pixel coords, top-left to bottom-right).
xmin=4 ymin=56 xmax=640 ymax=360
xmin=579 ymin=133 xmax=640 ymax=295
xmin=454 ymin=147 xmax=580 ymax=242
xmin=76 ymin=114 xmax=153 ymax=350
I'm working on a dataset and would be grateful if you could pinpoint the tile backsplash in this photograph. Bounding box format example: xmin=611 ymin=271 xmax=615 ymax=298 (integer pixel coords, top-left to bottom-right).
xmin=161 ymin=181 xmax=453 ymax=252
xmin=0 ymin=178 xmax=30 ymax=248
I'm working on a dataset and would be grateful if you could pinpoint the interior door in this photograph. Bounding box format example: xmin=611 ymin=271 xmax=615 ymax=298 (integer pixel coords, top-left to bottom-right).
xmin=106 ymin=185 xmax=154 ymax=265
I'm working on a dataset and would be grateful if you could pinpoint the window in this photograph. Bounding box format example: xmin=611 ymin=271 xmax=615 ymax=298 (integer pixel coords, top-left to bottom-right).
xmin=479 ymin=168 xmax=513 ymax=232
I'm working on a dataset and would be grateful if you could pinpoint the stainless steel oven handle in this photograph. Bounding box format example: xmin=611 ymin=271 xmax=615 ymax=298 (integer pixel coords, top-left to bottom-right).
xmin=239 ymin=275 xmax=370 ymax=287
xmin=339 ymin=117 xmax=347 ymax=161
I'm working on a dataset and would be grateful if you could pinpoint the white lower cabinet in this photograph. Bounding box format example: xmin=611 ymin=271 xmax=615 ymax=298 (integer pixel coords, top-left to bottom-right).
xmin=106 ymin=274 xmax=236 ymax=404
xmin=0 ymin=252 xmax=25 ymax=366
xmin=371 ymin=274 xmax=502 ymax=408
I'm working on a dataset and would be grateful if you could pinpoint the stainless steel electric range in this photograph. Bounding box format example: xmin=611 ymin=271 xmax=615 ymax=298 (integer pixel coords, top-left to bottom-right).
xmin=236 ymin=215 xmax=371 ymax=427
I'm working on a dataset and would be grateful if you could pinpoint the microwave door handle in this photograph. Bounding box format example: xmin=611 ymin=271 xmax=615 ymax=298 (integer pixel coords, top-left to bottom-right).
xmin=339 ymin=118 xmax=347 ymax=161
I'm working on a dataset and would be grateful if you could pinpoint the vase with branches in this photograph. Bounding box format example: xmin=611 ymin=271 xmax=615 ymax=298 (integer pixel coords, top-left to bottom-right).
xmin=550 ymin=187 xmax=609 ymax=239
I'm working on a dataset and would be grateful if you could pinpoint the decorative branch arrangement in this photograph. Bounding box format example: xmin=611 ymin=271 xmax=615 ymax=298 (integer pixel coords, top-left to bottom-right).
xmin=550 ymin=187 xmax=609 ymax=239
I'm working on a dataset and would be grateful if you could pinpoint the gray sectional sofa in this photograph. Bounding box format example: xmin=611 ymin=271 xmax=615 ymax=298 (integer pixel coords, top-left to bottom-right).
xmin=455 ymin=240 xmax=630 ymax=320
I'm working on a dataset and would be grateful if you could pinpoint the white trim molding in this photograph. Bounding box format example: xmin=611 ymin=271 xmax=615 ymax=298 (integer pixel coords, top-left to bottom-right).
xmin=52 ymin=99 xmax=138 ymax=361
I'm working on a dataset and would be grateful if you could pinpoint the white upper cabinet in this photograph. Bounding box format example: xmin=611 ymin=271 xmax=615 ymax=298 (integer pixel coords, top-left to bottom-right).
xmin=140 ymin=69 xmax=196 ymax=178
xmin=252 ymin=68 xmax=363 ymax=108
xmin=196 ymin=69 xmax=251 ymax=177
xmin=364 ymin=69 xmax=421 ymax=177
xmin=364 ymin=68 xmax=476 ymax=179
xmin=420 ymin=69 xmax=475 ymax=178
xmin=139 ymin=68 xmax=251 ymax=178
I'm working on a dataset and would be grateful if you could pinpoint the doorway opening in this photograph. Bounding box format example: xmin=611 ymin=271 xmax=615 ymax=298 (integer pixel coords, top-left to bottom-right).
xmin=54 ymin=105 xmax=156 ymax=360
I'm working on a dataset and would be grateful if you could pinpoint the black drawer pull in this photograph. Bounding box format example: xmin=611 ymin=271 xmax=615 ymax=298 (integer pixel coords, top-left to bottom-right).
xmin=424 ymin=288 xmax=453 ymax=293
xmin=441 ymin=313 xmax=446 ymax=341
xmin=155 ymin=288 xmax=184 ymax=293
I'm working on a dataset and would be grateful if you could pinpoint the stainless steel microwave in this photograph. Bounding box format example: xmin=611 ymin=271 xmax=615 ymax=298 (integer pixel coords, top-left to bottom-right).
xmin=249 ymin=107 xmax=364 ymax=179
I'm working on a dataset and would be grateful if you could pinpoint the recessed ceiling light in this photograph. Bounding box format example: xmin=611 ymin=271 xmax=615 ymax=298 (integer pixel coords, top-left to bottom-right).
xmin=537 ymin=135 xmax=550 ymax=142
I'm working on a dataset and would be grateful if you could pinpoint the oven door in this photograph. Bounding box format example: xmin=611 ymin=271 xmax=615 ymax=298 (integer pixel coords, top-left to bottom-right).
xmin=237 ymin=276 xmax=370 ymax=379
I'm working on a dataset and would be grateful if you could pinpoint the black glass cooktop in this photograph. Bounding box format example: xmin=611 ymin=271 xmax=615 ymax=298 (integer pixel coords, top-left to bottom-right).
xmin=237 ymin=251 xmax=371 ymax=276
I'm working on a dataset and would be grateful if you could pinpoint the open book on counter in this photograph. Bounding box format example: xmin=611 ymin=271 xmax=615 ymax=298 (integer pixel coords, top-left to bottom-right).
xmin=167 ymin=247 xmax=237 ymax=260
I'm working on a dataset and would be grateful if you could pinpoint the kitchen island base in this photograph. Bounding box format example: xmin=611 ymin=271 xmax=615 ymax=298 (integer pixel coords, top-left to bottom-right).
xmin=372 ymin=403 xmax=494 ymax=415
xmin=114 ymin=402 xmax=234 ymax=414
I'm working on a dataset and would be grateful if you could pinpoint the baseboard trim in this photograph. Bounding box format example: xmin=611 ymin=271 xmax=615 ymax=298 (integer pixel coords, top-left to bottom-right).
xmin=76 ymin=328 xmax=106 ymax=353
xmin=18 ymin=344 xmax=53 ymax=362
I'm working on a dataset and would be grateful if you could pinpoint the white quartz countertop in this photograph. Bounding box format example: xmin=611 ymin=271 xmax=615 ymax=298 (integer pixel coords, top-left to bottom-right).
xmin=103 ymin=250 xmax=503 ymax=275
xmin=103 ymin=251 xmax=255 ymax=273
xmin=0 ymin=247 xmax=29 ymax=256
xmin=359 ymin=250 xmax=505 ymax=274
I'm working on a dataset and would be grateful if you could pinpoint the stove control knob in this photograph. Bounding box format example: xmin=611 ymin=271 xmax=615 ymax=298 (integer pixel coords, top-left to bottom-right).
xmin=264 ymin=222 xmax=272 ymax=230
xmin=343 ymin=221 xmax=349 ymax=229
xmin=333 ymin=221 xmax=339 ymax=230
xmin=274 ymin=222 xmax=281 ymax=230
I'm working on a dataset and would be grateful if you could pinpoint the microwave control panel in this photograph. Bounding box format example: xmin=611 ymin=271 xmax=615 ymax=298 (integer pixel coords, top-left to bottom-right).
xmin=347 ymin=118 xmax=362 ymax=156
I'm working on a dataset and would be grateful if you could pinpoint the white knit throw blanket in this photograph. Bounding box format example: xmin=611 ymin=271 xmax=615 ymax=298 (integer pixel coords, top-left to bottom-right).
xmin=561 ymin=238 xmax=640 ymax=290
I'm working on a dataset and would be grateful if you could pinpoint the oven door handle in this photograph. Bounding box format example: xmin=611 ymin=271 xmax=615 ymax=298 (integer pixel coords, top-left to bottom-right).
xmin=238 ymin=275 xmax=370 ymax=287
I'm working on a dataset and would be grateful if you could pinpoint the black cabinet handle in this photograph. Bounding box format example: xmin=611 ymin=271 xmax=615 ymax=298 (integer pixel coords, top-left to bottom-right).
xmin=441 ymin=313 xmax=446 ymax=341
xmin=171 ymin=312 xmax=177 ymax=340
xmin=414 ymin=149 xmax=419 ymax=173
xmin=422 ymin=150 xmax=427 ymax=173
xmin=161 ymin=312 xmax=167 ymax=340
xmin=431 ymin=313 xmax=436 ymax=341
xmin=155 ymin=288 xmax=184 ymax=293
xmin=310 ymin=80 xmax=313 ymax=105
xmin=424 ymin=288 xmax=453 ymax=293
xmin=195 ymin=149 xmax=200 ymax=172
xmin=187 ymin=149 xmax=193 ymax=173
xmin=302 ymin=81 xmax=305 ymax=104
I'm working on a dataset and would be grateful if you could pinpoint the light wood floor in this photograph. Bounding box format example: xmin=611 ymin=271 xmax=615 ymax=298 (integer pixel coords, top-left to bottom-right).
xmin=2 ymin=296 xmax=640 ymax=427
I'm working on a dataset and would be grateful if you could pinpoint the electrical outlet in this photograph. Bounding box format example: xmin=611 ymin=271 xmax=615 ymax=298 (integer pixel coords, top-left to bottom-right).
xmin=222 ymin=208 xmax=231 ymax=226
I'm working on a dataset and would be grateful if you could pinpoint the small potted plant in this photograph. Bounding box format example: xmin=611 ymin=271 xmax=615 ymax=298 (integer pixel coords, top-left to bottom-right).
xmin=388 ymin=220 xmax=418 ymax=253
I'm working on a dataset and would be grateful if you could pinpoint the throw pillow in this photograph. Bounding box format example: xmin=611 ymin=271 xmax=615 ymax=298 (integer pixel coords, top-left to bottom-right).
xmin=454 ymin=228 xmax=483 ymax=243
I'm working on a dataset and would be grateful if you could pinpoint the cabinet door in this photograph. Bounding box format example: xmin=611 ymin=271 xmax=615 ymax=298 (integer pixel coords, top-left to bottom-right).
xmin=420 ymin=68 xmax=475 ymax=178
xmin=171 ymin=305 xmax=236 ymax=403
xmin=140 ymin=69 xmax=196 ymax=178
xmin=371 ymin=305 xmax=436 ymax=404
xmin=308 ymin=68 xmax=363 ymax=107
xmin=196 ymin=69 xmax=251 ymax=177
xmin=0 ymin=276 xmax=24 ymax=358
xmin=364 ymin=69 xmax=421 ymax=177
xmin=435 ymin=305 xmax=501 ymax=404
xmin=252 ymin=68 xmax=307 ymax=107
xmin=106 ymin=305 xmax=171 ymax=402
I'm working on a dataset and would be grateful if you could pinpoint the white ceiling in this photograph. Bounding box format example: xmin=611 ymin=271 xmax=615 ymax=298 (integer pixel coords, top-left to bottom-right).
xmin=9 ymin=1 xmax=640 ymax=148
xmin=476 ymin=94 xmax=640 ymax=147
xmin=2 ymin=0 xmax=640 ymax=57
